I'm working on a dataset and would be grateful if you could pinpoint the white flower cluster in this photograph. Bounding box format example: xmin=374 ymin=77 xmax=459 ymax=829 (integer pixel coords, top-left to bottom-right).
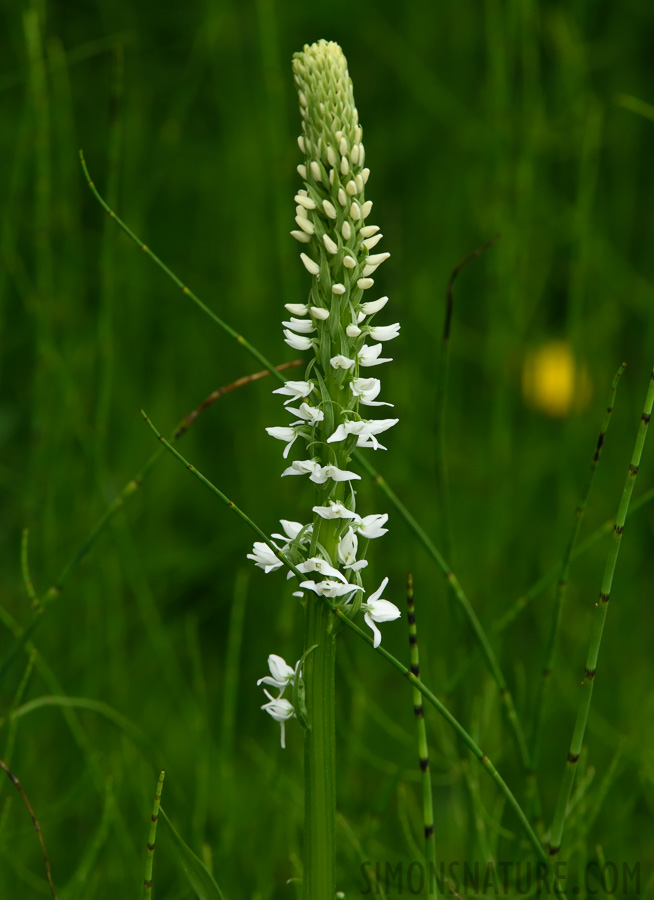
xmin=252 ymin=40 xmax=401 ymax=747
xmin=257 ymin=654 xmax=298 ymax=749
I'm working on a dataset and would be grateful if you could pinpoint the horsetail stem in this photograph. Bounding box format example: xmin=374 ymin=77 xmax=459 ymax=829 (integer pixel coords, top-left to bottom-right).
xmin=143 ymin=770 xmax=165 ymax=898
xmin=549 ymin=367 xmax=654 ymax=860
xmin=407 ymin=573 xmax=438 ymax=897
xmin=530 ymin=364 xmax=625 ymax=778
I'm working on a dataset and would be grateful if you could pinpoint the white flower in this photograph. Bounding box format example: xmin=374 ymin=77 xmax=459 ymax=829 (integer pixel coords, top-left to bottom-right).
xmin=350 ymin=377 xmax=393 ymax=407
xmin=247 ymin=541 xmax=283 ymax=573
xmin=271 ymin=519 xmax=312 ymax=544
xmin=265 ymin=426 xmax=300 ymax=458
xmin=330 ymin=354 xmax=356 ymax=370
xmin=261 ymin=689 xmax=295 ymax=748
xmin=368 ymin=323 xmax=400 ymax=342
xmin=300 ymin=579 xmax=364 ymax=598
xmin=322 ymin=199 xmax=337 ymax=219
xmin=338 ymin=528 xmax=368 ymax=571
xmin=360 ymin=296 xmax=389 ymax=316
xmin=310 ymin=306 xmax=330 ymax=320
xmin=284 ymin=329 xmax=313 ymax=351
xmin=362 ymin=577 xmax=401 ymax=648
xmin=273 ymin=380 xmax=314 ymax=404
xmin=357 ymin=278 xmax=375 ymax=290
xmin=323 ymin=234 xmax=338 ymax=254
xmin=358 ymin=343 xmax=392 ymax=367
xmin=281 ymin=459 xmax=322 ymax=479
xmin=282 ymin=317 xmax=316 ymax=334
xmin=327 ymin=418 xmax=399 ymax=450
xmin=362 ymin=252 xmax=390 ymax=276
xmin=281 ymin=459 xmax=360 ymax=484
xmin=322 ymin=464 xmax=361 ymax=482
xmin=257 ymin=654 xmax=297 ymax=695
xmin=355 ymin=513 xmax=389 ymax=539
xmin=313 ymin=501 xmax=360 ymax=520
xmin=346 ymin=324 xmax=362 ymax=338
xmin=300 ymin=252 xmax=320 ymax=276
xmin=295 ymin=193 xmax=315 ymax=210
xmin=332 ymin=283 xmax=346 ymax=295
xmin=287 ymin=402 xmax=324 ymax=424
xmin=296 ymin=557 xmax=346 ymax=581
xmin=284 ymin=303 xmax=308 ymax=315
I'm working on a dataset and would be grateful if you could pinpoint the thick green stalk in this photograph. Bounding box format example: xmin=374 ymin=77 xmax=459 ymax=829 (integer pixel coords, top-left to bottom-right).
xmin=549 ymin=367 xmax=654 ymax=859
xmin=303 ymin=598 xmax=336 ymax=900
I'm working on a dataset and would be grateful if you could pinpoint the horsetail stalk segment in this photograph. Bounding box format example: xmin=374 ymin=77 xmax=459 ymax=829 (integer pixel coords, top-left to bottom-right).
xmin=143 ymin=770 xmax=165 ymax=899
xmin=549 ymin=366 xmax=654 ymax=859
xmin=79 ymin=146 xmax=532 ymax=772
xmin=407 ymin=574 xmax=438 ymax=898
xmin=445 ymin=487 xmax=654 ymax=695
xmin=142 ymin=410 xmax=548 ymax=865
xmin=530 ymin=363 xmax=626 ymax=775
xmin=0 ymin=364 xmax=298 ymax=686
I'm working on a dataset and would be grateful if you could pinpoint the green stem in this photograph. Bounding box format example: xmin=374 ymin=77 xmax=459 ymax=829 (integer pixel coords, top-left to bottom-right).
xmin=144 ymin=770 xmax=165 ymax=899
xmin=303 ymin=598 xmax=336 ymax=900
xmin=530 ymin=364 xmax=624 ymax=777
xmin=407 ymin=574 xmax=438 ymax=897
xmin=549 ymin=367 xmax=654 ymax=860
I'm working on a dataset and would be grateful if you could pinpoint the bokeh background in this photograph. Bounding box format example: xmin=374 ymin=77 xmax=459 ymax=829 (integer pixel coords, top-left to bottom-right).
xmin=1 ymin=1 xmax=654 ymax=896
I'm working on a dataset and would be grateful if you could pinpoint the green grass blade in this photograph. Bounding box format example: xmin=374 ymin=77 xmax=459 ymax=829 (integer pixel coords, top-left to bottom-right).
xmin=159 ymin=806 xmax=226 ymax=900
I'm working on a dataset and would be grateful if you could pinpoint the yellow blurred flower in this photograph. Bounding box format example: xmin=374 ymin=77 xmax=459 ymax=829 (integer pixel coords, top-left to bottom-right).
xmin=522 ymin=341 xmax=592 ymax=417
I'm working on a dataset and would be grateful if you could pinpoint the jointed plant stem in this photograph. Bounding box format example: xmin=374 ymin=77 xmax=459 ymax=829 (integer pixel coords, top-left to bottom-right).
xmin=530 ymin=364 xmax=625 ymax=778
xmin=549 ymin=367 xmax=654 ymax=859
xmin=142 ymin=411 xmax=548 ymax=865
xmin=144 ymin=770 xmax=165 ymax=898
xmin=407 ymin=574 xmax=438 ymax=897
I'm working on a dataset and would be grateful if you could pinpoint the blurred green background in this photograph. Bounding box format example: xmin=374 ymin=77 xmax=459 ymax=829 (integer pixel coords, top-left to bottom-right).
xmin=1 ymin=0 xmax=654 ymax=896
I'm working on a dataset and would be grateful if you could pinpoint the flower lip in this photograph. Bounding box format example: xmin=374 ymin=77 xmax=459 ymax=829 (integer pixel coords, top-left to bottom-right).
xmin=284 ymin=330 xmax=313 ymax=351
xmin=272 ymin=380 xmax=315 ymax=404
xmin=312 ymin=501 xmax=360 ymax=520
xmin=299 ymin=579 xmax=364 ymax=598
xmin=282 ymin=317 xmax=316 ymax=334
xmin=368 ymin=323 xmax=400 ymax=342
xmin=358 ymin=343 xmax=392 ymax=367
xmin=265 ymin=426 xmax=300 ymax=458
xmin=363 ymin=577 xmax=401 ymax=647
